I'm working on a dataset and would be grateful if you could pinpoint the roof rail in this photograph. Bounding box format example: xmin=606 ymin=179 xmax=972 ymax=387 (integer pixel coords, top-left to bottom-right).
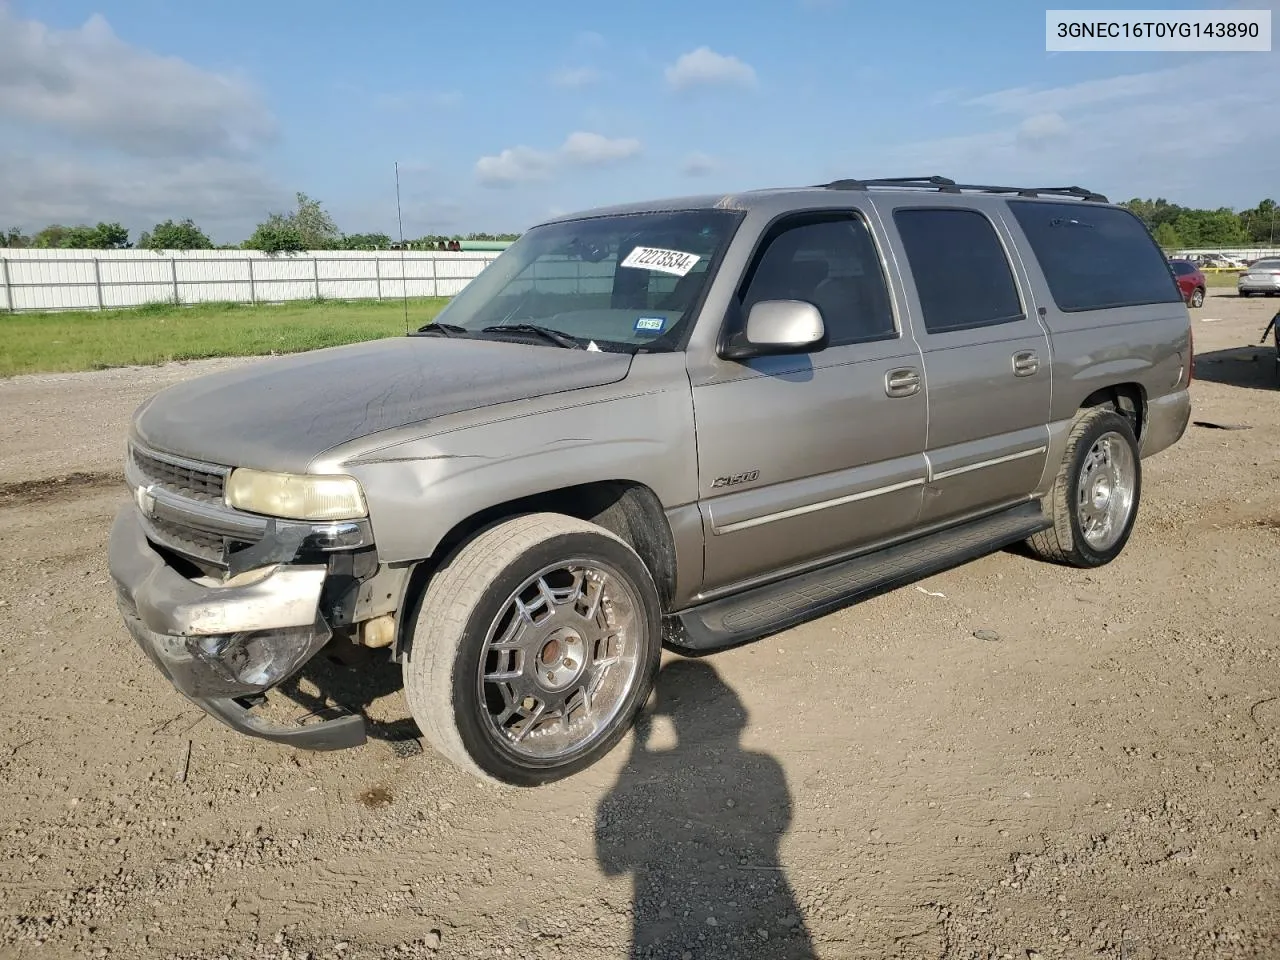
xmin=817 ymin=176 xmax=1108 ymax=203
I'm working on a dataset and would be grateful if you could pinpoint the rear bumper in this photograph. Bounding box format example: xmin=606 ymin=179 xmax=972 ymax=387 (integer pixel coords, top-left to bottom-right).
xmin=1142 ymin=388 xmax=1191 ymax=459
xmin=108 ymin=505 xmax=366 ymax=750
xmin=1239 ymin=280 xmax=1280 ymax=294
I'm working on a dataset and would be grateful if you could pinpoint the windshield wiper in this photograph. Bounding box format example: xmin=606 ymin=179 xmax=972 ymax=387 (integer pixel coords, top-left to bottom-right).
xmin=479 ymin=323 xmax=585 ymax=349
xmin=412 ymin=322 xmax=470 ymax=337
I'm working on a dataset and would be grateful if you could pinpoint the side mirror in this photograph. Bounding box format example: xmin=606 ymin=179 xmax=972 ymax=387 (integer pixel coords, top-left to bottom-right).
xmin=720 ymin=299 xmax=825 ymax=360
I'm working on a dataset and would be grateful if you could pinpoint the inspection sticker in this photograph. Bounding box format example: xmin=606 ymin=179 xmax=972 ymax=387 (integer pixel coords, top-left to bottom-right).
xmin=634 ymin=316 xmax=667 ymax=334
xmin=619 ymin=246 xmax=701 ymax=277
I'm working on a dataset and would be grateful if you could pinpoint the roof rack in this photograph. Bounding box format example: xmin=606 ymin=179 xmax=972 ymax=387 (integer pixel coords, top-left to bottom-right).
xmin=818 ymin=175 xmax=1108 ymax=203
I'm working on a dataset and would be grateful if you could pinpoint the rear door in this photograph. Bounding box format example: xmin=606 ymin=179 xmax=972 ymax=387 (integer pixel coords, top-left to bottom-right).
xmin=875 ymin=202 xmax=1052 ymax=526
xmin=690 ymin=208 xmax=929 ymax=595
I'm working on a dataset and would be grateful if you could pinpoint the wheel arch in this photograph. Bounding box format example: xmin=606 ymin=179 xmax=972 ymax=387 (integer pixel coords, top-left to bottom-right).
xmin=1077 ymin=382 xmax=1147 ymax=444
xmin=392 ymin=479 xmax=678 ymax=660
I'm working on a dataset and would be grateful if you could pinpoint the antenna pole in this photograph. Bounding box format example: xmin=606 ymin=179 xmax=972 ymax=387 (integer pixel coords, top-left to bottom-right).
xmin=395 ymin=161 xmax=410 ymax=334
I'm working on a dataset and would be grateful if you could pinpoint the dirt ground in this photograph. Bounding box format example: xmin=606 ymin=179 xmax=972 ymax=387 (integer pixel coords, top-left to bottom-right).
xmin=1 ymin=294 xmax=1278 ymax=960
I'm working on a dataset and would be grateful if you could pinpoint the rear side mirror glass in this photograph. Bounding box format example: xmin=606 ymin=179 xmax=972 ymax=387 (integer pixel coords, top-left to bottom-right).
xmin=720 ymin=299 xmax=825 ymax=360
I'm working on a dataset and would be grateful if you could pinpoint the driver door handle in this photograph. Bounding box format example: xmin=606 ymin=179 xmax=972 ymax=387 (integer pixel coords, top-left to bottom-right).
xmin=1012 ymin=351 xmax=1040 ymax=377
xmin=885 ymin=368 xmax=921 ymax=398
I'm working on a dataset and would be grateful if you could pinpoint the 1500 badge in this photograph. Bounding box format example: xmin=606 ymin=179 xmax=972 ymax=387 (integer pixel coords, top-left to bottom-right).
xmin=711 ymin=470 xmax=760 ymax=488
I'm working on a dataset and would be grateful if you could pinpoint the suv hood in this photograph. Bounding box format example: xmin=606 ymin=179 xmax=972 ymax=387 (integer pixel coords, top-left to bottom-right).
xmin=132 ymin=336 xmax=633 ymax=472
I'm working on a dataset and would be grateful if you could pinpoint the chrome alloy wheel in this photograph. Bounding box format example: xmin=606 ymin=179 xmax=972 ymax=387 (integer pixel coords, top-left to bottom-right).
xmin=477 ymin=559 xmax=643 ymax=761
xmin=1077 ymin=431 xmax=1136 ymax=551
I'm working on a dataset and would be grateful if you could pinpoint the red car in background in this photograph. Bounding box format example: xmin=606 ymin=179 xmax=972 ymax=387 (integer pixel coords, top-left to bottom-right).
xmin=1168 ymin=259 xmax=1207 ymax=308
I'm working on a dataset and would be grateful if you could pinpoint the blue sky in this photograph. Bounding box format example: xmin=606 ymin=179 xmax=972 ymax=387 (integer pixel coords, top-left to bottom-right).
xmin=1 ymin=0 xmax=1276 ymax=243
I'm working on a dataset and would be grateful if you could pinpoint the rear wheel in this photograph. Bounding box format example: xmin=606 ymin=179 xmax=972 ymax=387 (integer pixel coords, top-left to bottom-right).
xmin=402 ymin=513 xmax=662 ymax=786
xmin=1190 ymin=287 xmax=1205 ymax=308
xmin=1026 ymin=408 xmax=1142 ymax=568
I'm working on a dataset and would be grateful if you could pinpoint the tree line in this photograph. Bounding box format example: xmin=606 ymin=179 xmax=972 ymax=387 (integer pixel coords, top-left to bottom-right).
xmin=1120 ymin=197 xmax=1277 ymax=248
xmin=0 ymin=193 xmax=521 ymax=252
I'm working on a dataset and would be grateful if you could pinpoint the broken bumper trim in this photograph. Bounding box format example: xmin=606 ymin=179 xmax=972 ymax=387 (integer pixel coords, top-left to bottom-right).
xmin=108 ymin=505 xmax=329 ymax=637
xmin=109 ymin=505 xmax=367 ymax=751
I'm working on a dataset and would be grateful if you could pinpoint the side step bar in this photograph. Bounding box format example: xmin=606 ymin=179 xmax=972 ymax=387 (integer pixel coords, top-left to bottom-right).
xmin=669 ymin=500 xmax=1051 ymax=653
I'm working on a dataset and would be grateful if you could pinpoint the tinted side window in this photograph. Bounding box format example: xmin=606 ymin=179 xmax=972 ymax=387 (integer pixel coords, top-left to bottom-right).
xmin=1007 ymin=200 xmax=1182 ymax=312
xmin=1170 ymin=261 xmax=1195 ymax=277
xmin=893 ymin=208 xmax=1024 ymax=334
xmin=740 ymin=215 xmax=896 ymax=347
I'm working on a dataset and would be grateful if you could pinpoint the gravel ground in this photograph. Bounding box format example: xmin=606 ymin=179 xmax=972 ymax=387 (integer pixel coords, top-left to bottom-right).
xmin=1 ymin=294 xmax=1279 ymax=960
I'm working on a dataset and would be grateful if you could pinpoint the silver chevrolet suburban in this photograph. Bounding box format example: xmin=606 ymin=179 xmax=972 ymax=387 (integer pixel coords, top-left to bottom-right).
xmin=108 ymin=176 xmax=1193 ymax=786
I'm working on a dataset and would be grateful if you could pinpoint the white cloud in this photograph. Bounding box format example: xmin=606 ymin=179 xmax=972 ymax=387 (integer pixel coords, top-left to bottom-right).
xmin=0 ymin=7 xmax=275 ymax=157
xmin=0 ymin=151 xmax=286 ymax=242
xmin=550 ymin=66 xmax=602 ymax=89
xmin=963 ymin=67 xmax=1176 ymax=116
xmin=664 ymin=47 xmax=757 ymax=91
xmin=1016 ymin=112 xmax=1068 ymax=150
xmin=869 ymin=56 xmax=1280 ymax=207
xmin=682 ymin=152 xmax=719 ymax=177
xmin=0 ymin=7 xmax=288 ymax=243
xmin=474 ymin=146 xmax=556 ymax=186
xmin=928 ymin=87 xmax=966 ymax=106
xmin=560 ymin=131 xmax=641 ymax=166
xmin=475 ymin=131 xmax=642 ymax=187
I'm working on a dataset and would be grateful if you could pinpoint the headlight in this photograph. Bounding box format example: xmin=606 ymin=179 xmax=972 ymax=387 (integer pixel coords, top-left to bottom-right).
xmin=224 ymin=468 xmax=368 ymax=521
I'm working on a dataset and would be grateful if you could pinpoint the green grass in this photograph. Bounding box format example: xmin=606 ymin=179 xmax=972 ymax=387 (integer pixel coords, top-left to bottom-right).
xmin=1205 ymin=270 xmax=1244 ymax=288
xmin=0 ymin=297 xmax=452 ymax=377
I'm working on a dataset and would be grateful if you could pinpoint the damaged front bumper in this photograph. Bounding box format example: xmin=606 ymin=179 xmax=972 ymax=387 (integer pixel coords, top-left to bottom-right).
xmin=108 ymin=506 xmax=367 ymax=750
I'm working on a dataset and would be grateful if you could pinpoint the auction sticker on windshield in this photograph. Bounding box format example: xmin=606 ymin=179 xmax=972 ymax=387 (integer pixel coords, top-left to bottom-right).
xmin=620 ymin=246 xmax=702 ymax=276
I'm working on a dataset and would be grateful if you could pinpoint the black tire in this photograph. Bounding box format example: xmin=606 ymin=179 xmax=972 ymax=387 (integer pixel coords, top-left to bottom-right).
xmin=402 ymin=512 xmax=662 ymax=787
xmin=1190 ymin=287 xmax=1205 ymax=308
xmin=1026 ymin=408 xmax=1142 ymax=568
xmin=1240 ymin=291 xmax=1251 ymax=298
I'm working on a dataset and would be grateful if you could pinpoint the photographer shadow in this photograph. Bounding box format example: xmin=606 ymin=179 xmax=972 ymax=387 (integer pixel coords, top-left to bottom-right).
xmin=596 ymin=659 xmax=816 ymax=959
xmin=277 ymin=642 xmax=421 ymax=748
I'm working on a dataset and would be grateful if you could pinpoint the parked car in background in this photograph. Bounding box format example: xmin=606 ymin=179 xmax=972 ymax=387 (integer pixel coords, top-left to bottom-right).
xmin=1195 ymin=253 xmax=1248 ymax=269
xmin=1239 ymin=258 xmax=1280 ymax=297
xmin=1169 ymin=259 xmax=1207 ymax=307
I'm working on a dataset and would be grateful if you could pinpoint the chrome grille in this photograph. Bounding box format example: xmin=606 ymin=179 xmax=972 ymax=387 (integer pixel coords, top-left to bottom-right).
xmin=130 ymin=445 xmax=226 ymax=504
xmin=127 ymin=442 xmax=252 ymax=570
xmin=145 ymin=516 xmax=235 ymax=565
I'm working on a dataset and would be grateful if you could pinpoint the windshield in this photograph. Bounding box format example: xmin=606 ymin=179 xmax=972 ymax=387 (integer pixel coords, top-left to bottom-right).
xmin=422 ymin=208 xmax=743 ymax=351
xmin=1252 ymin=259 xmax=1280 ymax=270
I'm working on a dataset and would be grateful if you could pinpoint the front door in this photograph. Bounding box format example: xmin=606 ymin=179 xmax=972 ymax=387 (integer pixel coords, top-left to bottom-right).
xmin=690 ymin=209 xmax=929 ymax=596
xmin=877 ymin=202 xmax=1052 ymax=526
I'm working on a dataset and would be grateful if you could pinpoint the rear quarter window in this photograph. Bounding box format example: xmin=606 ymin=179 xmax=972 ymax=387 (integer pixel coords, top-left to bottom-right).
xmin=1007 ymin=200 xmax=1182 ymax=312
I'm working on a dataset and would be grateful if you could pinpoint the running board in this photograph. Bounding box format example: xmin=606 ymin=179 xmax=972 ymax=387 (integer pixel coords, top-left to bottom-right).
xmin=670 ymin=501 xmax=1051 ymax=653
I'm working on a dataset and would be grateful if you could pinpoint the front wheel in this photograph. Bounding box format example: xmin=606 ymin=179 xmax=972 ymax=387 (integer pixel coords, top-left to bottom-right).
xmin=402 ymin=513 xmax=662 ymax=786
xmin=1190 ymin=287 xmax=1205 ymax=308
xmin=1026 ymin=408 xmax=1142 ymax=568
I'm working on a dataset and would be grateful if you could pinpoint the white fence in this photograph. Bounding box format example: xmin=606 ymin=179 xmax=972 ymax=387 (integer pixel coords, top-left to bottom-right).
xmin=1170 ymin=247 xmax=1280 ymax=261
xmin=0 ymin=248 xmax=505 ymax=313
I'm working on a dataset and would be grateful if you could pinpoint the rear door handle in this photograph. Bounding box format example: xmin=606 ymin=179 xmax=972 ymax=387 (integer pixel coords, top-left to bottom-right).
xmin=1012 ymin=351 xmax=1040 ymax=377
xmin=885 ymin=368 xmax=921 ymax=398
